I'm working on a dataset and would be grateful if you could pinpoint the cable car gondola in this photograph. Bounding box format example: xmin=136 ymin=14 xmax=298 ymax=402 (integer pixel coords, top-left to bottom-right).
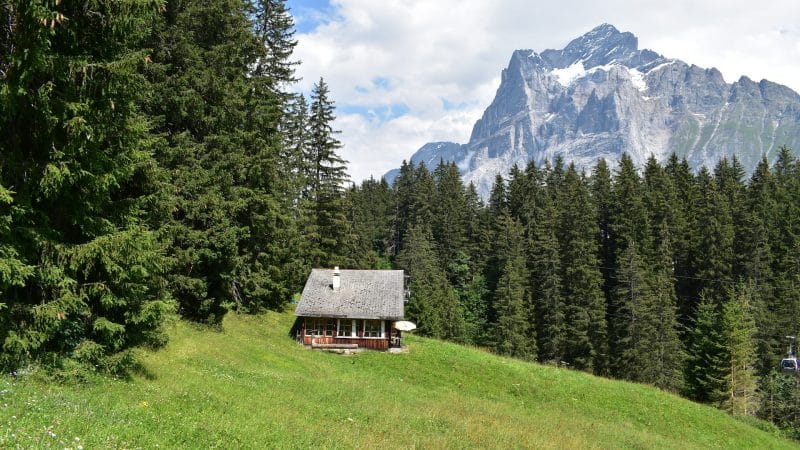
xmin=780 ymin=336 xmax=799 ymax=374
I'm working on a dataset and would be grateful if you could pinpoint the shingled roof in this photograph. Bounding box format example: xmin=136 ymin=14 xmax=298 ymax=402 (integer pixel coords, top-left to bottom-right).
xmin=295 ymin=269 xmax=405 ymax=320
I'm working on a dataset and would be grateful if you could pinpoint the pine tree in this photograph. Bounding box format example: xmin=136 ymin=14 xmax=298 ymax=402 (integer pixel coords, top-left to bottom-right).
xmin=772 ymin=147 xmax=799 ymax=270
xmin=0 ymin=184 xmax=34 ymax=361
xmin=146 ymin=0 xmax=260 ymax=324
xmin=643 ymin=155 xmax=686 ymax=260
xmin=432 ymin=161 xmax=468 ymax=272
xmin=547 ymin=156 xmax=566 ymax=194
xmin=692 ymin=167 xmax=734 ymax=303
xmin=306 ymin=77 xmax=352 ymax=267
xmin=559 ymin=165 xmax=608 ymax=373
xmin=410 ymin=162 xmax=436 ymax=230
xmin=529 ymin=189 xmax=564 ymax=364
xmin=0 ymin=0 xmax=174 ymax=371
xmin=397 ymin=223 xmax=465 ymax=341
xmin=759 ymin=371 xmax=800 ymax=439
xmin=591 ymin=158 xmax=614 ymax=329
xmin=742 ymin=157 xmax=780 ymax=374
xmin=610 ymin=154 xmax=650 ymax=257
xmin=390 ymin=160 xmax=415 ymax=258
xmin=281 ymin=94 xmax=310 ymax=205
xmin=609 ymin=154 xmax=651 ymax=373
xmin=448 ymin=251 xmax=488 ymax=345
xmin=722 ymin=282 xmax=760 ymax=416
xmin=463 ymin=182 xmax=489 ymax=271
xmin=488 ymin=173 xmax=508 ymax=217
xmin=640 ymin=157 xmax=687 ymax=390
xmin=506 ymin=164 xmax=530 ymax=224
xmin=685 ymin=295 xmax=727 ymax=403
xmin=715 ymin=157 xmax=748 ymax=279
xmin=491 ymin=215 xmax=535 ymax=360
xmin=346 ymin=177 xmax=392 ymax=268
xmin=664 ymin=154 xmax=696 ymax=324
xmin=252 ymin=0 xmax=299 ymax=94
xmin=771 ymin=147 xmax=800 ymax=370
xmin=612 ymin=241 xmax=654 ymax=379
xmin=648 ymin=230 xmax=686 ymax=391
xmin=484 ymin=174 xmax=509 ymax=321
xmin=235 ymin=0 xmax=307 ymax=311
xmin=618 ymin=229 xmax=685 ymax=391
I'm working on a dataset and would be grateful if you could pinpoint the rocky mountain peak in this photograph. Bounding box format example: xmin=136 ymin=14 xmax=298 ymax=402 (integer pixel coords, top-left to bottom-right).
xmin=541 ymin=23 xmax=640 ymax=69
xmin=387 ymin=24 xmax=800 ymax=197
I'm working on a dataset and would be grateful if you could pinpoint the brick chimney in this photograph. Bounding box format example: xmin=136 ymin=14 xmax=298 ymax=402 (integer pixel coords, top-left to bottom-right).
xmin=332 ymin=266 xmax=340 ymax=291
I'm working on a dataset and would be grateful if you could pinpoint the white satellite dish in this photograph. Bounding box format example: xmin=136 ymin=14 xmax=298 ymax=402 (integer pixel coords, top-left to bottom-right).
xmin=393 ymin=321 xmax=417 ymax=331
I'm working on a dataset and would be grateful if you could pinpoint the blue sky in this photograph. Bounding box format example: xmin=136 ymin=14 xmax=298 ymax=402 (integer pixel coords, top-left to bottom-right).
xmin=286 ymin=0 xmax=800 ymax=183
xmin=286 ymin=0 xmax=333 ymax=34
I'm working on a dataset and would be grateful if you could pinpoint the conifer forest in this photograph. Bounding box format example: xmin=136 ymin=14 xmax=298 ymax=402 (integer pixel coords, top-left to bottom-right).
xmin=2 ymin=0 xmax=800 ymax=439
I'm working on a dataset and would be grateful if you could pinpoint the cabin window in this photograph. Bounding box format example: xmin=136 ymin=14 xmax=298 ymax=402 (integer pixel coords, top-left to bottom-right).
xmin=337 ymin=319 xmax=352 ymax=337
xmin=325 ymin=319 xmax=336 ymax=336
xmin=363 ymin=319 xmax=382 ymax=338
xmin=305 ymin=318 xmax=324 ymax=336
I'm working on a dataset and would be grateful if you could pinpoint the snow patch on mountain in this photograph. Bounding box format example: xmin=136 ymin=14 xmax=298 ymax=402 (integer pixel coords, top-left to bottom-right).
xmin=552 ymin=62 xmax=586 ymax=86
xmin=627 ymin=67 xmax=647 ymax=92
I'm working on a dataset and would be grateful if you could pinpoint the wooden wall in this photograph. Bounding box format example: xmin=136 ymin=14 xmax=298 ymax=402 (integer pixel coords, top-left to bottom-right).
xmin=299 ymin=317 xmax=393 ymax=350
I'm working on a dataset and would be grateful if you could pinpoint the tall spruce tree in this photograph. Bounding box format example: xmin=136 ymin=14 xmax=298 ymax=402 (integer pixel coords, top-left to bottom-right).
xmin=432 ymin=161 xmax=468 ymax=273
xmin=608 ymin=154 xmax=652 ymax=375
xmin=722 ymin=282 xmax=760 ymax=416
xmin=410 ymin=162 xmax=436 ymax=231
xmin=613 ymin=229 xmax=684 ymax=390
xmin=591 ymin=158 xmax=614 ymax=327
xmin=448 ymin=251 xmax=488 ymax=345
xmin=490 ymin=213 xmax=535 ymax=359
xmin=685 ymin=295 xmax=727 ymax=403
xmin=346 ymin=177 xmax=392 ymax=268
xmin=506 ymin=164 xmax=530 ymax=224
xmin=389 ymin=160 xmax=415 ymax=258
xmin=146 ymin=0 xmax=261 ymax=323
xmin=771 ymin=147 xmax=800 ymax=371
xmin=397 ymin=223 xmax=465 ymax=341
xmin=692 ymin=167 xmax=734 ymax=304
xmin=252 ymin=0 xmax=298 ymax=95
xmin=648 ymin=230 xmax=687 ymax=391
xmin=236 ymin=0 xmax=306 ymax=311
xmin=529 ymin=188 xmax=564 ymax=364
xmin=0 ymin=0 xmax=174 ymax=371
xmin=559 ymin=165 xmax=608 ymax=373
xmin=611 ymin=242 xmax=654 ymax=379
xmin=664 ymin=154 xmax=697 ymax=324
xmin=306 ymin=77 xmax=352 ymax=267
xmin=743 ymin=157 xmax=780 ymax=374
xmin=281 ymin=94 xmax=311 ymax=203
xmin=715 ymin=157 xmax=748 ymax=279
xmin=488 ymin=174 xmax=508 ymax=217
xmin=484 ymin=174 xmax=509 ymax=322
xmin=463 ymin=182 xmax=491 ymax=272
xmin=610 ymin=154 xmax=650 ymax=256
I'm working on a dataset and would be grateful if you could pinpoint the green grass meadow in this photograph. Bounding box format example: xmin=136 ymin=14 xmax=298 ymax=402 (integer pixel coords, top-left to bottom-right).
xmin=1 ymin=309 xmax=795 ymax=449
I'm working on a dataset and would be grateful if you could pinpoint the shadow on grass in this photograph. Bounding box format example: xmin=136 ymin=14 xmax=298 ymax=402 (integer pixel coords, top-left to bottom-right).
xmin=129 ymin=361 xmax=157 ymax=381
xmin=287 ymin=316 xmax=303 ymax=341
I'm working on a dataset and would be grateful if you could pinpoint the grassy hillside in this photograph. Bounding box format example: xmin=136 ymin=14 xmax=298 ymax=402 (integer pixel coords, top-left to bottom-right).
xmin=1 ymin=309 xmax=795 ymax=449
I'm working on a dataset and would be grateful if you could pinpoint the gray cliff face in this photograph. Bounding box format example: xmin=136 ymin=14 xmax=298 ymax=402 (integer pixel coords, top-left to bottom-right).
xmin=386 ymin=23 xmax=800 ymax=197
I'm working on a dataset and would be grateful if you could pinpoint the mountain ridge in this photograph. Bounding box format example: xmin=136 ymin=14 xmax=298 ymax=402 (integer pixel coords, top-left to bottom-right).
xmin=386 ymin=24 xmax=800 ymax=197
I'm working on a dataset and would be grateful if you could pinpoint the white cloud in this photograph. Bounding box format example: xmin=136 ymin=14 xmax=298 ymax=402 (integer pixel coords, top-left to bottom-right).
xmin=291 ymin=0 xmax=800 ymax=182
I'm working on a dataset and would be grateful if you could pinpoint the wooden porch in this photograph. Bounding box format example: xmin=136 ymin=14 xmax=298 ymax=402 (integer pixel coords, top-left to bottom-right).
xmin=297 ymin=317 xmax=401 ymax=351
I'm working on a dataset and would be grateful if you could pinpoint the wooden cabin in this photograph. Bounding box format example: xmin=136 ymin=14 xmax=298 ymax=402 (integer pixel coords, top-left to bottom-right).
xmin=295 ymin=267 xmax=405 ymax=351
